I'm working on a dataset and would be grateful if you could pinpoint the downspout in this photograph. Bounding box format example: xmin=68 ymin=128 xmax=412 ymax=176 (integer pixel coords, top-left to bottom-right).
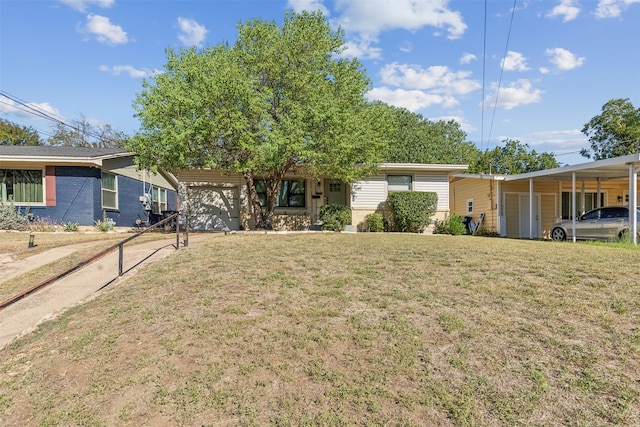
xmin=572 ymin=172 xmax=577 ymax=243
xmin=496 ymin=180 xmax=502 ymax=236
xmin=529 ymin=178 xmax=534 ymax=239
xmin=630 ymin=165 xmax=638 ymax=245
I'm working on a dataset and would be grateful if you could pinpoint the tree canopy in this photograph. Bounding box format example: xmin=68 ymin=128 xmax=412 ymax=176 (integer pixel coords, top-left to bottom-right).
xmin=468 ymin=139 xmax=558 ymax=174
xmin=0 ymin=119 xmax=43 ymax=146
xmin=128 ymin=11 xmax=388 ymax=229
xmin=47 ymin=115 xmax=126 ymax=148
xmin=379 ymin=104 xmax=480 ymax=165
xmin=581 ymin=98 xmax=640 ymax=160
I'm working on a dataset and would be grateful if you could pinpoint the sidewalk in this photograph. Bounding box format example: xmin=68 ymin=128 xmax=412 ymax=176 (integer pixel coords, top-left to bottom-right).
xmin=0 ymin=233 xmax=213 ymax=349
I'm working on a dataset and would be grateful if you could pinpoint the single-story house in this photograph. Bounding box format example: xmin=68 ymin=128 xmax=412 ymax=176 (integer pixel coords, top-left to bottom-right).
xmin=177 ymin=163 xmax=468 ymax=231
xmin=450 ymin=154 xmax=640 ymax=243
xmin=0 ymin=146 xmax=178 ymax=228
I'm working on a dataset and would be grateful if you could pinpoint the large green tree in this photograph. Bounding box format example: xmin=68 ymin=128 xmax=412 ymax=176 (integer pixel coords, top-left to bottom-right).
xmin=469 ymin=139 xmax=558 ymax=174
xmin=0 ymin=119 xmax=43 ymax=145
xmin=581 ymin=98 xmax=640 ymax=160
xmin=380 ymin=104 xmax=480 ymax=165
xmin=128 ymin=11 xmax=387 ymax=229
xmin=47 ymin=115 xmax=126 ymax=148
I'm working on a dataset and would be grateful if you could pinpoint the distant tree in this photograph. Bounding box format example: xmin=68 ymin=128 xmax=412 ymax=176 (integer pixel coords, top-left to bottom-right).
xmin=47 ymin=115 xmax=126 ymax=148
xmin=581 ymin=98 xmax=640 ymax=160
xmin=469 ymin=139 xmax=558 ymax=174
xmin=381 ymin=104 xmax=481 ymax=165
xmin=0 ymin=119 xmax=43 ymax=145
xmin=128 ymin=11 xmax=387 ymax=230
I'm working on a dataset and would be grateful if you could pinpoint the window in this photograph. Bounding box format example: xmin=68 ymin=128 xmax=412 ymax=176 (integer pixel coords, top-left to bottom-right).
xmin=387 ymin=175 xmax=412 ymax=192
xmin=101 ymin=172 xmax=118 ymax=209
xmin=152 ymin=186 xmax=167 ymax=214
xmin=561 ymin=191 xmax=605 ymax=219
xmin=255 ymin=179 xmax=306 ymax=208
xmin=466 ymin=198 xmax=474 ymax=214
xmin=0 ymin=169 xmax=43 ymax=204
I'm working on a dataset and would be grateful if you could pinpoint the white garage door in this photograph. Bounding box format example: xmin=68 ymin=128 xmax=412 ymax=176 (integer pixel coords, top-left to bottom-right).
xmin=187 ymin=186 xmax=240 ymax=231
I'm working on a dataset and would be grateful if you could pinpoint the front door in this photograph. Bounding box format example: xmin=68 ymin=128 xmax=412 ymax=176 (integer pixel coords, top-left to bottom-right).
xmin=519 ymin=195 xmax=540 ymax=239
xmin=325 ymin=180 xmax=346 ymax=205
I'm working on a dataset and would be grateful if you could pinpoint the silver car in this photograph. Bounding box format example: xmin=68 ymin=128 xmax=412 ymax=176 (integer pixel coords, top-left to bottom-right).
xmin=551 ymin=206 xmax=640 ymax=241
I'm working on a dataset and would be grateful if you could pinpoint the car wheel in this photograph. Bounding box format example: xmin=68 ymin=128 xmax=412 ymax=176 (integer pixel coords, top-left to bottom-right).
xmin=551 ymin=227 xmax=566 ymax=241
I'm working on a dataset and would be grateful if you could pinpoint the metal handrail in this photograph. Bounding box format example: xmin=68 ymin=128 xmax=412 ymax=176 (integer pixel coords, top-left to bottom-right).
xmin=0 ymin=213 xmax=184 ymax=310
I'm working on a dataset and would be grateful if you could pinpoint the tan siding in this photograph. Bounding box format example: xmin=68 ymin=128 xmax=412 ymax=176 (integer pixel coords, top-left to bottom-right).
xmin=103 ymin=158 xmax=175 ymax=190
xmin=450 ymin=178 xmax=497 ymax=231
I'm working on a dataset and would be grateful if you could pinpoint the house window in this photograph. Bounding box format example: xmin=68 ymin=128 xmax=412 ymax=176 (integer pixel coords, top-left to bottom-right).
xmin=466 ymin=198 xmax=474 ymax=214
xmin=101 ymin=172 xmax=118 ymax=209
xmin=255 ymin=179 xmax=306 ymax=208
xmin=0 ymin=169 xmax=43 ymax=204
xmin=561 ymin=191 xmax=605 ymax=219
xmin=387 ymin=175 xmax=412 ymax=192
xmin=152 ymin=186 xmax=167 ymax=214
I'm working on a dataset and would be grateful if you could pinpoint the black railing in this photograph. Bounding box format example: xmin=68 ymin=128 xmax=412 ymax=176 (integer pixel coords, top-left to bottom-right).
xmin=0 ymin=213 xmax=185 ymax=310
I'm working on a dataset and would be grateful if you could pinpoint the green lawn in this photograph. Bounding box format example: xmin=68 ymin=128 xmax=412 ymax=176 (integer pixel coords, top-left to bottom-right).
xmin=1 ymin=233 xmax=639 ymax=426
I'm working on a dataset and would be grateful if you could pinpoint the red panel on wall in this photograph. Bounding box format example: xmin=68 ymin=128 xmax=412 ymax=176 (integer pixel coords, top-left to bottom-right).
xmin=45 ymin=166 xmax=56 ymax=206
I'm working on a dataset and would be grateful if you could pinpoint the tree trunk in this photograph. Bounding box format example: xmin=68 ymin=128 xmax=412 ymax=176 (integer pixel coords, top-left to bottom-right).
xmin=243 ymin=171 xmax=266 ymax=230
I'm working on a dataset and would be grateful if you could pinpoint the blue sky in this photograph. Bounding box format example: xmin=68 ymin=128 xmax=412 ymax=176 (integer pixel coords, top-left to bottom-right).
xmin=1 ymin=0 xmax=639 ymax=165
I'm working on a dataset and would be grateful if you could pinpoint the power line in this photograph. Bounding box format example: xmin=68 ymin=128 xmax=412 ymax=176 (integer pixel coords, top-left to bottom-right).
xmin=487 ymin=0 xmax=518 ymax=148
xmin=480 ymin=0 xmax=488 ymax=152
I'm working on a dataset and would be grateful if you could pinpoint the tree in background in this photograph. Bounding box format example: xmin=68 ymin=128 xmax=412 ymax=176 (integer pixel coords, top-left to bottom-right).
xmin=47 ymin=115 xmax=126 ymax=148
xmin=0 ymin=119 xmax=43 ymax=145
xmin=380 ymin=104 xmax=480 ymax=165
xmin=128 ymin=11 xmax=387 ymax=230
xmin=469 ymin=139 xmax=558 ymax=174
xmin=581 ymin=98 xmax=640 ymax=160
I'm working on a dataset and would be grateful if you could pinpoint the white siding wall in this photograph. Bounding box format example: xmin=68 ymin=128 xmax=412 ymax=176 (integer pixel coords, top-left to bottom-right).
xmin=351 ymin=172 xmax=449 ymax=210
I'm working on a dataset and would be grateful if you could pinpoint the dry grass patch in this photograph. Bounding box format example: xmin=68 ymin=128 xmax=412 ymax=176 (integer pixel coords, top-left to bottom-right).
xmin=0 ymin=233 xmax=639 ymax=426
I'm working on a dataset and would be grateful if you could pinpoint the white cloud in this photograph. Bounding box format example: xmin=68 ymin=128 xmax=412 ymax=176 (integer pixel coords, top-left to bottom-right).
xmin=366 ymin=87 xmax=458 ymax=112
xmin=343 ymin=38 xmax=383 ymax=59
xmin=83 ymin=14 xmax=127 ymax=45
xmin=539 ymin=66 xmax=550 ymax=74
xmin=483 ymin=79 xmax=543 ymax=110
xmin=333 ymin=0 xmax=467 ymax=40
xmin=547 ymin=0 xmax=581 ymax=22
xmin=177 ymin=17 xmax=208 ymax=47
xmin=545 ymin=47 xmax=585 ymax=70
xmin=502 ymin=51 xmax=529 ymax=72
xmin=379 ymin=62 xmax=481 ymax=95
xmin=399 ymin=42 xmax=412 ymax=53
xmin=459 ymin=53 xmax=477 ymax=64
xmin=0 ymin=99 xmax=62 ymax=120
xmin=287 ymin=0 xmax=330 ymax=15
xmin=595 ymin=0 xmax=640 ymax=18
xmin=59 ymin=0 xmax=114 ymax=12
xmin=99 ymin=65 xmax=159 ymax=78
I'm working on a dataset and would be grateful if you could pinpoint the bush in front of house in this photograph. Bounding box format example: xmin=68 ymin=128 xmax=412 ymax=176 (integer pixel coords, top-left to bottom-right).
xmin=386 ymin=191 xmax=437 ymax=233
xmin=363 ymin=212 xmax=386 ymax=232
xmin=0 ymin=200 xmax=29 ymax=230
xmin=434 ymin=213 xmax=468 ymax=235
xmin=320 ymin=204 xmax=352 ymax=231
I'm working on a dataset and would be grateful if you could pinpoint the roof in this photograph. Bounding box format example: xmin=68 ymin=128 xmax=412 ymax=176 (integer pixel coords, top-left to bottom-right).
xmin=379 ymin=163 xmax=468 ymax=174
xmin=0 ymin=145 xmax=132 ymax=160
xmin=453 ymin=154 xmax=640 ymax=182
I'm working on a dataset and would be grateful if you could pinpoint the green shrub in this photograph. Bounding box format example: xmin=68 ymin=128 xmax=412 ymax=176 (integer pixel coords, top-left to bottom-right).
xmin=386 ymin=191 xmax=437 ymax=233
xmin=363 ymin=212 xmax=385 ymax=232
xmin=320 ymin=204 xmax=351 ymax=232
xmin=434 ymin=214 xmax=468 ymax=235
xmin=94 ymin=210 xmax=114 ymax=232
xmin=62 ymin=221 xmax=80 ymax=232
xmin=0 ymin=200 xmax=29 ymax=230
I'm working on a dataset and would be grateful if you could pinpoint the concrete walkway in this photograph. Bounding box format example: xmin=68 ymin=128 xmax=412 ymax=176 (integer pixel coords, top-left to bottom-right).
xmin=0 ymin=233 xmax=213 ymax=349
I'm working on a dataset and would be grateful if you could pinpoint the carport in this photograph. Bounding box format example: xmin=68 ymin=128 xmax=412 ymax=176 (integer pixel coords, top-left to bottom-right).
xmin=503 ymin=154 xmax=640 ymax=244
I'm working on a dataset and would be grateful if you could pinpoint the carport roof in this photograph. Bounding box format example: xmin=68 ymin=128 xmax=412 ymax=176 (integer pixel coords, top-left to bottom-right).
xmin=454 ymin=154 xmax=640 ymax=182
xmin=505 ymin=154 xmax=640 ymax=181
